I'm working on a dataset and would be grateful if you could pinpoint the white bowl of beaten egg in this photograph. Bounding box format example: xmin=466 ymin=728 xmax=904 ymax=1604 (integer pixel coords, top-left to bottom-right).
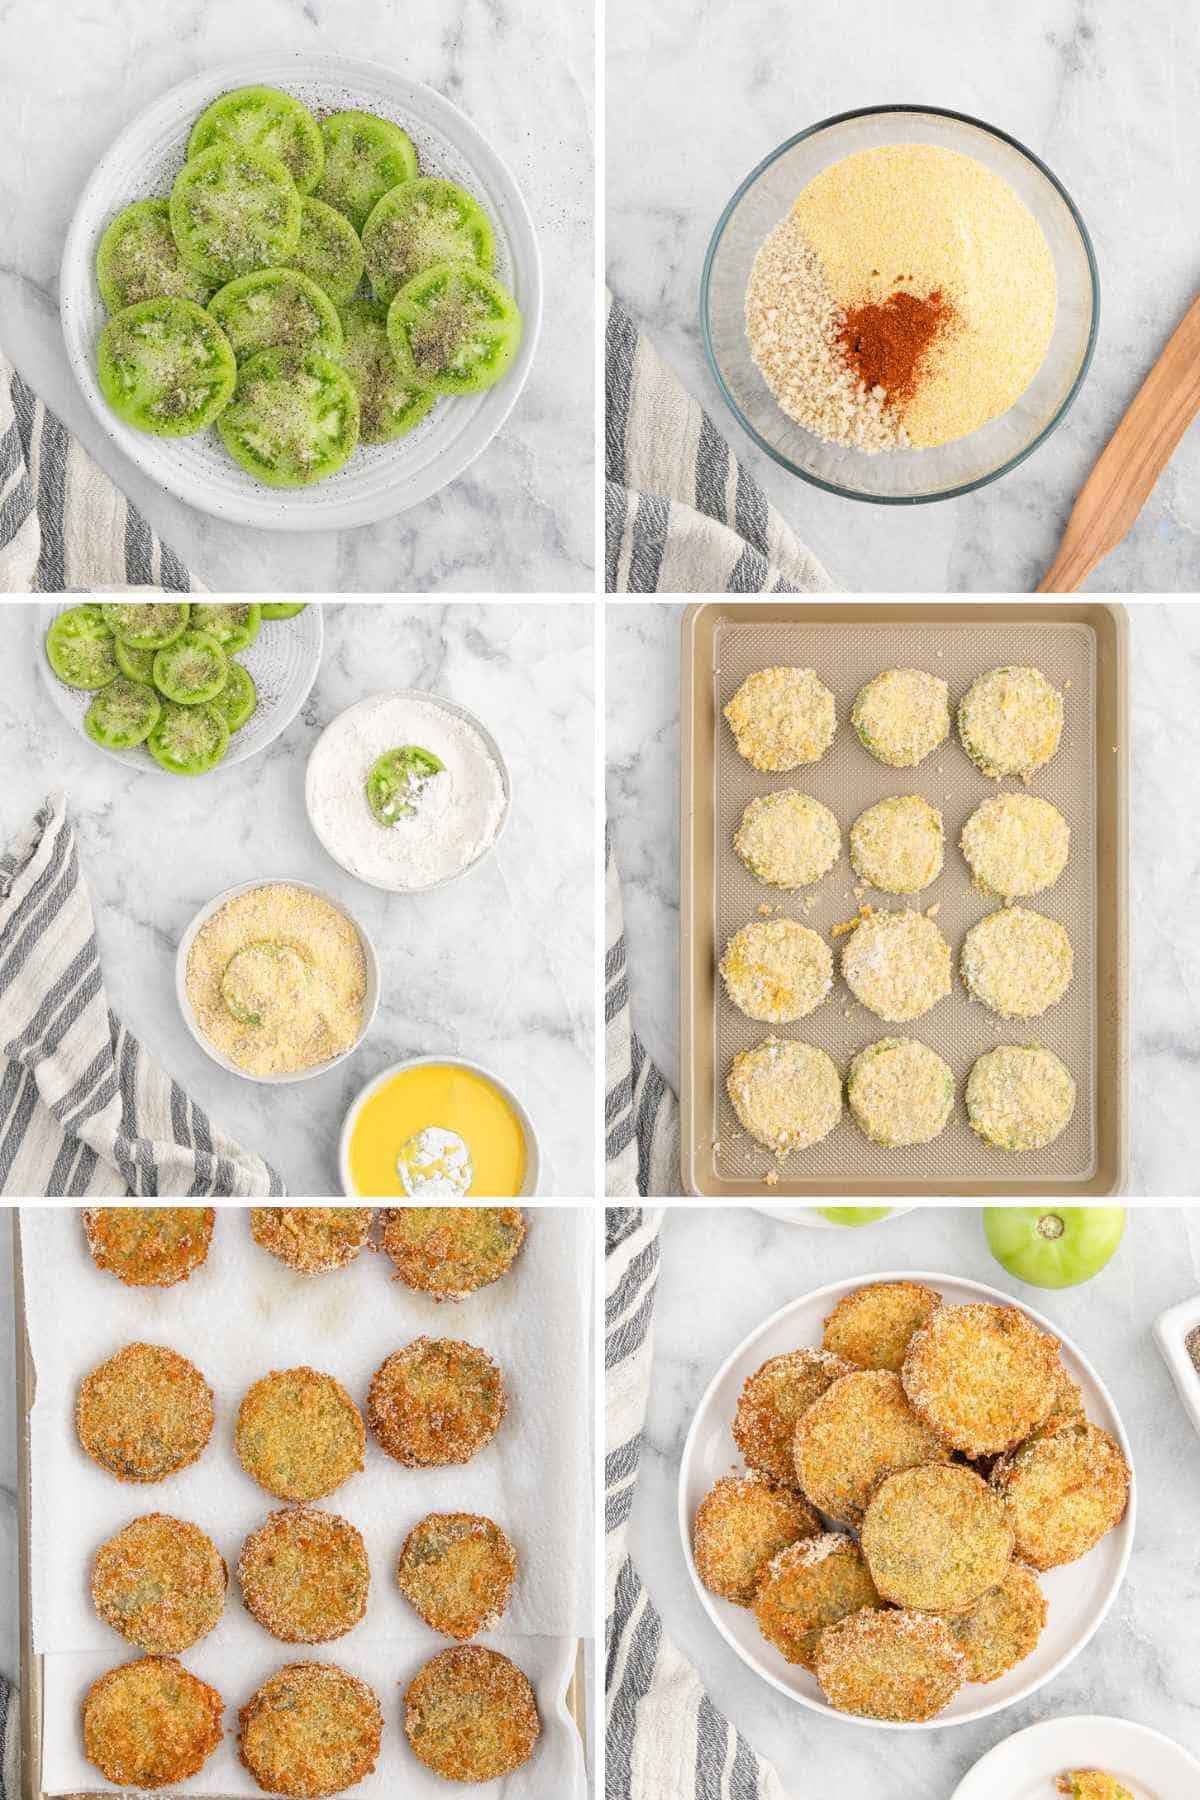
xmin=177 ymin=878 xmax=380 ymax=1084
xmin=339 ymin=1055 xmax=540 ymax=1197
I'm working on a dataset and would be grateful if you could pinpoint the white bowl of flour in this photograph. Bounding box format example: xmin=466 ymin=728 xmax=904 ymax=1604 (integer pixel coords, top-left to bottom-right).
xmin=305 ymin=690 xmax=510 ymax=892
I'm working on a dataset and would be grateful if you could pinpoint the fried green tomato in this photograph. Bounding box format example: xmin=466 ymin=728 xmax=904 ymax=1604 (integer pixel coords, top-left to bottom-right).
xmin=693 ymin=1472 xmax=819 ymax=1605
xmin=724 ymin=666 xmax=836 ymax=771
xmin=719 ymin=918 xmax=833 ymax=1023
xmin=958 ymin=665 xmax=1063 ymax=781
xmin=862 ymin=1464 xmax=1014 ymax=1613
xmin=92 ymin=1513 xmax=226 ymax=1652
xmin=732 ymin=1348 xmax=857 ymax=1484
xmin=381 ymin=1205 xmax=527 ymax=1300
xmin=991 ymin=1421 xmax=1131 ymax=1571
xmin=78 ymin=1342 xmax=214 ymax=1483
xmin=83 ymin=1656 xmax=223 ymax=1788
xmin=83 ymin=1206 xmax=214 ymax=1287
xmin=902 ymin=1302 xmax=1062 ymax=1458
xmin=236 ymin=1367 xmax=365 ymax=1501
xmin=1029 ymin=1367 xmax=1087 ymax=1442
xmin=239 ymin=1507 xmax=369 ymax=1643
xmin=815 ymin=1608 xmax=967 ymax=1722
xmin=822 ymin=1280 xmax=942 ymax=1374
xmin=851 ymin=668 xmax=949 ymax=768
xmin=752 ymin=1533 xmax=881 ymax=1670
xmin=1056 ymin=1775 xmax=1133 ymax=1800
xmin=397 ymin=1512 xmax=516 ymax=1639
xmin=846 ymin=1037 xmax=955 ymax=1147
xmin=404 ymin=1645 xmax=540 ymax=1782
xmin=367 ymin=1337 xmax=506 ymax=1467
xmin=948 ymin=1561 xmax=1046 ymax=1682
xmin=792 ymin=1369 xmax=952 ymax=1527
xmin=239 ymin=1663 xmax=383 ymax=1798
xmin=249 ymin=1206 xmax=372 ymax=1273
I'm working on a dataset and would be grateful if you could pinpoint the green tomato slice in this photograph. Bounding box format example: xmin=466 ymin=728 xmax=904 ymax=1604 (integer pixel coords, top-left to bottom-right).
xmin=340 ymin=300 xmax=434 ymax=445
xmin=387 ymin=262 xmax=521 ymax=396
xmin=261 ymin=602 xmax=306 ymax=619
xmin=211 ymin=660 xmax=258 ymax=731
xmin=366 ymin=744 xmax=445 ymax=825
xmin=188 ymin=86 xmax=324 ymax=195
xmin=220 ymin=940 xmax=309 ymax=1025
xmin=152 ymin=629 xmax=229 ymax=704
xmin=170 ymin=144 xmax=302 ymax=285
xmin=115 ymin=639 xmax=157 ymax=682
xmin=190 ymin=602 xmax=261 ymax=654
xmin=317 ymin=110 xmax=418 ymax=233
xmin=218 ymin=347 xmax=359 ymax=488
xmin=46 ymin=606 xmax=118 ymax=690
xmin=983 ymin=1207 xmax=1126 ymax=1289
xmin=286 ymin=196 xmax=365 ymax=305
xmin=84 ymin=678 xmax=161 ymax=749
xmin=101 ymin=600 xmax=191 ymax=649
xmin=147 ymin=700 xmax=230 ymax=775
xmin=98 ymin=298 xmax=237 ymax=437
xmin=362 ymin=176 xmax=494 ymax=303
xmin=96 ymin=199 xmax=214 ymax=311
xmin=207 ymin=266 xmax=343 ymax=363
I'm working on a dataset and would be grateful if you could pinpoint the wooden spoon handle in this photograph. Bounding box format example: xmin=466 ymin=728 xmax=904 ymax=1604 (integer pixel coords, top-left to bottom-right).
xmin=1039 ymin=290 xmax=1200 ymax=592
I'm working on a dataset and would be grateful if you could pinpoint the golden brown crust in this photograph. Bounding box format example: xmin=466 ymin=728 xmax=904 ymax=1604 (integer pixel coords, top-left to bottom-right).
xmin=752 ymin=1533 xmax=881 ymax=1670
xmin=948 ymin=1562 xmax=1047 ymax=1682
xmin=815 ymin=1608 xmax=967 ymax=1721
xmin=77 ymin=1343 xmax=214 ymax=1483
xmin=382 ymin=1206 xmax=527 ymax=1300
xmin=902 ymin=1302 xmax=1062 ymax=1457
xmin=991 ymin=1422 xmax=1131 ymax=1571
xmin=367 ymin=1338 xmax=506 ymax=1467
xmin=83 ymin=1208 xmax=214 ymax=1287
xmin=83 ymin=1656 xmax=223 ymax=1788
xmin=250 ymin=1208 xmax=372 ymax=1273
xmin=732 ymin=1349 xmax=857 ymax=1484
xmin=239 ymin=1508 xmax=370 ymax=1644
xmin=92 ymin=1513 xmax=226 ymax=1653
xmin=693 ymin=1473 xmax=819 ymax=1605
xmin=791 ymin=1368 xmax=952 ymax=1526
xmin=861 ymin=1463 xmax=1014 ymax=1613
xmin=821 ymin=1281 xmax=943 ymax=1373
xmin=236 ymin=1367 xmax=365 ymax=1502
xmin=397 ymin=1512 xmax=516 ymax=1639
xmin=404 ymin=1646 xmax=540 ymax=1782
xmin=239 ymin=1662 xmax=382 ymax=1798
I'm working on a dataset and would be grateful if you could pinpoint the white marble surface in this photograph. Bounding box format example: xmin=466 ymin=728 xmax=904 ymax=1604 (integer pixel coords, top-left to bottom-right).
xmin=607 ymin=0 xmax=1200 ymax=593
xmin=0 ymin=599 xmax=595 ymax=1195
xmin=606 ymin=599 xmax=1200 ymax=1196
xmin=630 ymin=1204 xmax=1200 ymax=1796
xmin=0 ymin=0 xmax=593 ymax=592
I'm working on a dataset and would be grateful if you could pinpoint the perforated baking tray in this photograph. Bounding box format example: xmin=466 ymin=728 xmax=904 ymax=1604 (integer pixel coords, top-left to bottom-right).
xmin=680 ymin=601 xmax=1128 ymax=1197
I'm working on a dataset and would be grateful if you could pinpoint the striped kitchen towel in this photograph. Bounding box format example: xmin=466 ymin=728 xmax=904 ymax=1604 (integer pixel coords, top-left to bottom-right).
xmin=605 ymin=828 xmax=679 ymax=1198
xmin=0 ymin=348 xmax=202 ymax=594
xmin=0 ymin=793 xmax=282 ymax=1197
xmin=606 ymin=1209 xmax=791 ymax=1800
xmin=605 ymin=292 xmax=837 ymax=594
xmin=0 ymin=1675 xmax=16 ymax=1800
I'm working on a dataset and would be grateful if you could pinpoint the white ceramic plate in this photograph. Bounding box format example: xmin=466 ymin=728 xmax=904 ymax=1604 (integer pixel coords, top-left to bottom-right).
xmin=36 ymin=600 xmax=322 ymax=774
xmin=754 ymin=1206 xmax=915 ymax=1229
xmin=678 ymin=1269 xmax=1135 ymax=1731
xmin=338 ymin=1053 xmax=541 ymax=1196
xmin=60 ymin=53 xmax=542 ymax=530
xmin=951 ymin=1714 xmax=1200 ymax=1796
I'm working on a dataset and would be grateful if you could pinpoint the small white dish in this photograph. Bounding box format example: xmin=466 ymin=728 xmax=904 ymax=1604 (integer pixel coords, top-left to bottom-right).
xmin=304 ymin=689 xmax=511 ymax=893
xmin=60 ymin=52 xmax=542 ymax=531
xmin=176 ymin=876 xmax=380 ymax=1084
xmin=679 ymin=1269 xmax=1135 ymax=1732
xmin=338 ymin=1053 xmax=541 ymax=1196
xmin=951 ymin=1712 xmax=1200 ymax=1796
xmin=36 ymin=600 xmax=323 ymax=775
xmin=754 ymin=1205 xmax=915 ymax=1229
xmin=1153 ymin=1293 xmax=1200 ymax=1445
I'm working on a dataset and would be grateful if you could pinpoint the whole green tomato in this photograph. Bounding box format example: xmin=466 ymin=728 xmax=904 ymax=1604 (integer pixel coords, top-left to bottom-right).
xmin=813 ymin=1206 xmax=893 ymax=1227
xmin=983 ymin=1207 xmax=1126 ymax=1289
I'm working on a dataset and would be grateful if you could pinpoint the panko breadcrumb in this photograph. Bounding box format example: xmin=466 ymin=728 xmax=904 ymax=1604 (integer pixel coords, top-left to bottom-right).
xmin=382 ymin=1206 xmax=526 ymax=1300
xmin=83 ymin=1208 xmax=214 ymax=1287
xmin=719 ymin=918 xmax=833 ymax=1023
xmin=84 ymin=1656 xmax=223 ymax=1788
xmin=849 ymin=795 xmax=945 ymax=894
xmin=367 ymin=1338 xmax=506 ymax=1467
xmin=841 ymin=908 xmax=952 ymax=1022
xmin=752 ymin=1533 xmax=882 ymax=1670
xmin=851 ymin=669 xmax=949 ymax=767
xmin=961 ymin=906 xmax=1073 ymax=1019
xmin=397 ymin=1512 xmax=516 ymax=1639
xmin=404 ymin=1646 xmax=540 ymax=1783
xmin=846 ymin=1037 xmax=955 ymax=1147
xmin=92 ymin=1514 xmax=227 ymax=1653
xmin=960 ymin=792 xmax=1070 ymax=898
xmin=239 ymin=1662 xmax=382 ymax=1798
xmin=966 ymin=1043 xmax=1076 ymax=1151
xmin=1056 ymin=1773 xmax=1133 ymax=1799
xmin=792 ymin=1368 xmax=952 ymax=1526
xmin=726 ymin=1037 xmax=843 ymax=1154
xmin=734 ymin=790 xmax=841 ymax=890
xmin=815 ymin=1608 xmax=967 ymax=1722
xmin=821 ymin=1281 xmax=942 ymax=1374
xmin=693 ymin=1472 xmax=820 ymax=1605
xmin=950 ymin=1562 xmax=1047 ymax=1682
xmin=958 ymin=666 xmax=1063 ymax=780
xmin=235 ymin=1367 xmax=365 ymax=1502
xmin=249 ymin=1208 xmax=372 ymax=1273
xmin=991 ymin=1421 xmax=1131 ymax=1571
xmin=861 ymin=1463 xmax=1014 ymax=1613
xmin=238 ymin=1508 xmax=369 ymax=1643
xmin=724 ymin=667 xmax=836 ymax=771
xmin=902 ymin=1302 xmax=1061 ymax=1457
xmin=732 ymin=1348 xmax=857 ymax=1483
xmin=78 ymin=1342 xmax=214 ymax=1483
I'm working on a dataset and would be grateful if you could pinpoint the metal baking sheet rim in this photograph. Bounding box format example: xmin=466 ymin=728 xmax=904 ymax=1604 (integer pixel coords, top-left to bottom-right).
xmin=678 ymin=598 xmax=1130 ymax=1199
xmin=13 ymin=1216 xmax=587 ymax=1800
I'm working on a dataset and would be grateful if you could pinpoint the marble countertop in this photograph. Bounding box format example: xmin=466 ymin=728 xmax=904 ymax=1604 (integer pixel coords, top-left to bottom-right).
xmin=607 ymin=0 xmax=1200 ymax=593
xmin=606 ymin=599 xmax=1200 ymax=1196
xmin=631 ymin=1204 xmax=1200 ymax=1796
xmin=0 ymin=599 xmax=595 ymax=1196
xmin=0 ymin=0 xmax=592 ymax=593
